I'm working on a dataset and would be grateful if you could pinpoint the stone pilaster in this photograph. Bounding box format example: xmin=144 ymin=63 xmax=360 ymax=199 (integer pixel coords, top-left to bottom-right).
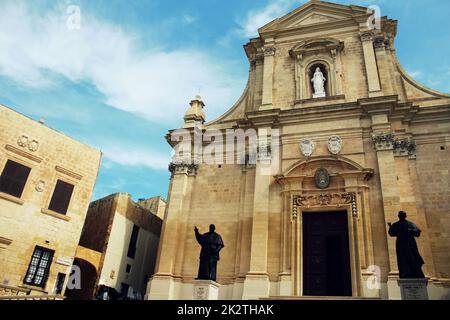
xmin=260 ymin=45 xmax=276 ymax=110
xmin=147 ymin=162 xmax=197 ymax=299
xmin=242 ymin=129 xmax=272 ymax=299
xmin=371 ymin=132 xmax=400 ymax=276
xmin=360 ymin=31 xmax=382 ymax=97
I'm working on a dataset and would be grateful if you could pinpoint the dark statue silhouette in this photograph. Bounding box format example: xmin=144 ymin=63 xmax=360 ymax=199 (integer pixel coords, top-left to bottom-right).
xmin=194 ymin=224 xmax=224 ymax=282
xmin=388 ymin=211 xmax=425 ymax=279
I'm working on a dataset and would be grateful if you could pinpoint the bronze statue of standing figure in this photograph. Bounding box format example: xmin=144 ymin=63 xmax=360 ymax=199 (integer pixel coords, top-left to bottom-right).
xmin=388 ymin=211 xmax=425 ymax=279
xmin=194 ymin=224 xmax=224 ymax=282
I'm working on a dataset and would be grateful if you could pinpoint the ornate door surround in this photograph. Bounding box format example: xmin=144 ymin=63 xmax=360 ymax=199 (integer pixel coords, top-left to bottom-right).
xmin=275 ymin=156 xmax=374 ymax=297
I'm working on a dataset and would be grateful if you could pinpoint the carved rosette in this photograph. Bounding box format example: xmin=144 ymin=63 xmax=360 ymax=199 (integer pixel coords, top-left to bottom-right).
xmin=17 ymin=135 xmax=28 ymax=147
xmin=292 ymin=192 xmax=357 ymax=219
xmin=393 ymin=138 xmax=417 ymax=159
xmin=168 ymin=162 xmax=199 ymax=176
xmin=372 ymin=133 xmax=394 ymax=151
xmin=17 ymin=135 xmax=40 ymax=152
xmin=35 ymin=180 xmax=45 ymax=192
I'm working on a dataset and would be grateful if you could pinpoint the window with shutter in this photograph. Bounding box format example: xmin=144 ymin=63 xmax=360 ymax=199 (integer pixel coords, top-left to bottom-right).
xmin=24 ymin=246 xmax=54 ymax=288
xmin=48 ymin=180 xmax=74 ymax=215
xmin=0 ymin=160 xmax=31 ymax=198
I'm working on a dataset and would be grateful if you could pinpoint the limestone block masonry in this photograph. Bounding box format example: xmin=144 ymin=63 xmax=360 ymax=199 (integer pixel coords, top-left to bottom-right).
xmin=147 ymin=1 xmax=450 ymax=300
xmin=0 ymin=104 xmax=102 ymax=297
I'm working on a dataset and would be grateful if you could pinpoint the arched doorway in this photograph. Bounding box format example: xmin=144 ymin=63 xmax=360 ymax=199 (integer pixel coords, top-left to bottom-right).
xmin=65 ymin=258 xmax=97 ymax=300
xmin=276 ymin=156 xmax=375 ymax=297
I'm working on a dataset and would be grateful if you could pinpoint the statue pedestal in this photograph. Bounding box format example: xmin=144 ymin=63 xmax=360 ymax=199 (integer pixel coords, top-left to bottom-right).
xmin=193 ymin=280 xmax=220 ymax=300
xmin=397 ymin=279 xmax=429 ymax=300
xmin=313 ymin=92 xmax=326 ymax=99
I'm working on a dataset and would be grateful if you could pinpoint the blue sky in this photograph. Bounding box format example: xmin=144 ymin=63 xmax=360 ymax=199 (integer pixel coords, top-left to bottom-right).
xmin=0 ymin=0 xmax=449 ymax=201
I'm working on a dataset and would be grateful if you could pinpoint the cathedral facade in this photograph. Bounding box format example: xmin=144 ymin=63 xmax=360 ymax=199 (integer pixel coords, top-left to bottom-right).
xmin=147 ymin=1 xmax=450 ymax=300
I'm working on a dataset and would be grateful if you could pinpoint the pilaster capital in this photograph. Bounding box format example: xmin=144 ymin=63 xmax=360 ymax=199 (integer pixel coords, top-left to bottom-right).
xmin=360 ymin=31 xmax=374 ymax=42
xmin=168 ymin=161 xmax=199 ymax=177
xmin=393 ymin=138 xmax=417 ymax=159
xmin=263 ymin=46 xmax=276 ymax=57
xmin=372 ymin=133 xmax=394 ymax=151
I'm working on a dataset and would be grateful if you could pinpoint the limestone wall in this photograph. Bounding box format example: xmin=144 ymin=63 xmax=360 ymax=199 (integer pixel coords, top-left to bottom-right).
xmin=0 ymin=104 xmax=101 ymax=295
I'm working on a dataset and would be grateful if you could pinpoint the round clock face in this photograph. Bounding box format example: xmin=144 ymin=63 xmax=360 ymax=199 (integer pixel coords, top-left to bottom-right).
xmin=315 ymin=168 xmax=330 ymax=189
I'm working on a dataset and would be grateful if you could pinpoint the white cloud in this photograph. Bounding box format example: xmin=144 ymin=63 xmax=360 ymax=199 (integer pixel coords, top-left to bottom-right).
xmin=182 ymin=14 xmax=197 ymax=25
xmin=238 ymin=0 xmax=301 ymax=38
xmin=101 ymin=145 xmax=171 ymax=170
xmin=0 ymin=2 xmax=243 ymax=123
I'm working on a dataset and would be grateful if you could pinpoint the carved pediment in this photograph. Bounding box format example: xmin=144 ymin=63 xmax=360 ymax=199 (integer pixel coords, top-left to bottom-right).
xmin=259 ymin=1 xmax=368 ymax=34
xmin=287 ymin=12 xmax=339 ymax=28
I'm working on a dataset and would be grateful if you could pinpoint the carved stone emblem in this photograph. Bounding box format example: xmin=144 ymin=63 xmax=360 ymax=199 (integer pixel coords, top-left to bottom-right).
xmin=28 ymin=140 xmax=39 ymax=152
xmin=300 ymin=139 xmax=315 ymax=157
xmin=315 ymin=168 xmax=330 ymax=189
xmin=35 ymin=180 xmax=45 ymax=192
xmin=17 ymin=135 xmax=39 ymax=152
xmin=327 ymin=135 xmax=342 ymax=155
xmin=17 ymin=135 xmax=28 ymax=147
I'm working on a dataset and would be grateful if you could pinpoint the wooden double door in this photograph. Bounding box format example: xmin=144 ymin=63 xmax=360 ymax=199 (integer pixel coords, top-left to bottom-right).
xmin=302 ymin=211 xmax=352 ymax=296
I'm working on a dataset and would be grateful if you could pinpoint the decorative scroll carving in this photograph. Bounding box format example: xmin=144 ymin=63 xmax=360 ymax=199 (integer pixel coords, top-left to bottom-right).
xmin=249 ymin=53 xmax=264 ymax=66
xmin=373 ymin=36 xmax=388 ymax=49
xmin=263 ymin=46 xmax=276 ymax=57
xmin=292 ymin=192 xmax=357 ymax=219
xmin=169 ymin=162 xmax=199 ymax=176
xmin=372 ymin=133 xmax=394 ymax=151
xmin=393 ymin=138 xmax=417 ymax=159
xmin=360 ymin=31 xmax=374 ymax=42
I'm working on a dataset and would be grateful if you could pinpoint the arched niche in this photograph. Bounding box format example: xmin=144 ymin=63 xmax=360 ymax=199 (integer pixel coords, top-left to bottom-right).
xmin=290 ymin=38 xmax=344 ymax=103
xmin=306 ymin=61 xmax=331 ymax=99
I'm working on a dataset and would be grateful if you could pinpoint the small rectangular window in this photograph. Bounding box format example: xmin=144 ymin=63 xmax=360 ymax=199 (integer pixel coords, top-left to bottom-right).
xmin=54 ymin=273 xmax=66 ymax=295
xmin=127 ymin=225 xmax=139 ymax=259
xmin=24 ymin=246 xmax=54 ymax=288
xmin=0 ymin=160 xmax=31 ymax=198
xmin=125 ymin=264 xmax=131 ymax=273
xmin=48 ymin=180 xmax=74 ymax=215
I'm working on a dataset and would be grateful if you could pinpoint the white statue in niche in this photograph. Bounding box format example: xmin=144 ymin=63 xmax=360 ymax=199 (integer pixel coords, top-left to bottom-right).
xmin=311 ymin=67 xmax=326 ymax=98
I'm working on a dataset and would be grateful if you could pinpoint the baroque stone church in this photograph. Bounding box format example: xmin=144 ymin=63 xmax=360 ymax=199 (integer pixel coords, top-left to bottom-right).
xmin=147 ymin=0 xmax=450 ymax=299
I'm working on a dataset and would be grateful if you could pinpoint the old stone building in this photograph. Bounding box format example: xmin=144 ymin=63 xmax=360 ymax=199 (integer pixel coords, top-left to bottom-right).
xmin=0 ymin=104 xmax=101 ymax=298
xmin=147 ymin=1 xmax=450 ymax=300
xmin=67 ymin=193 xmax=163 ymax=300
